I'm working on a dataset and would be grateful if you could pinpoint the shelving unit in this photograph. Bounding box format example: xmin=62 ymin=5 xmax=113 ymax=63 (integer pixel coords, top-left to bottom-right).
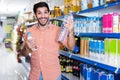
xmin=62 ymin=73 xmax=79 ymax=80
xmin=50 ymin=12 xmax=85 ymax=21
xmin=54 ymin=1 xmax=120 ymax=80
xmin=76 ymin=1 xmax=120 ymax=14
xmin=61 ymin=74 xmax=69 ymax=80
xmin=76 ymin=33 xmax=120 ymax=38
xmin=51 ymin=1 xmax=120 ymax=20
xmin=59 ymin=50 xmax=120 ymax=74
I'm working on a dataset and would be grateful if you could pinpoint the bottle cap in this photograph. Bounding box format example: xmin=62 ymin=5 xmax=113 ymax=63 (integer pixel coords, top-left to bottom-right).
xmin=27 ymin=32 xmax=31 ymax=36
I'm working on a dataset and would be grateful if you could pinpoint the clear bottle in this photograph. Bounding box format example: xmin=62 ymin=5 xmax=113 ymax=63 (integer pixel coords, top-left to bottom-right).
xmin=57 ymin=13 xmax=73 ymax=42
xmin=64 ymin=6 xmax=69 ymax=15
xmin=27 ymin=32 xmax=37 ymax=51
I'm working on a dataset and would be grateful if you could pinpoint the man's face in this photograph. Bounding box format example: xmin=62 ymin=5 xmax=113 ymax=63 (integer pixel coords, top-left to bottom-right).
xmin=35 ymin=7 xmax=50 ymax=26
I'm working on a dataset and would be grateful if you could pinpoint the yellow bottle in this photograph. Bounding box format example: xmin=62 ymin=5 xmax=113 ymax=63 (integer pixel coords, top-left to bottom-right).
xmin=106 ymin=0 xmax=111 ymax=4
xmin=71 ymin=0 xmax=77 ymax=12
xmin=64 ymin=6 xmax=69 ymax=15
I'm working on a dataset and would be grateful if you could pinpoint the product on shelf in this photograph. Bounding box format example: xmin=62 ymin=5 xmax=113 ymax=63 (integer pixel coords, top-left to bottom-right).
xmin=60 ymin=55 xmax=66 ymax=72
xmin=54 ymin=6 xmax=62 ymax=17
xmin=59 ymin=55 xmax=80 ymax=77
xmin=80 ymin=64 xmax=116 ymax=80
xmin=80 ymin=38 xmax=89 ymax=57
xmin=50 ymin=10 xmax=55 ymax=18
xmin=57 ymin=1 xmax=120 ymax=80
xmin=104 ymin=38 xmax=120 ymax=67
xmin=16 ymin=23 xmax=26 ymax=63
xmin=87 ymin=0 xmax=93 ymax=9
xmin=65 ymin=57 xmax=73 ymax=73
xmin=72 ymin=60 xmax=80 ymax=77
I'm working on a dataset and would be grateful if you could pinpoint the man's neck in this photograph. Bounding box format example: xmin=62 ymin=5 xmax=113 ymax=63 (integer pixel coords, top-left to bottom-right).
xmin=37 ymin=22 xmax=50 ymax=30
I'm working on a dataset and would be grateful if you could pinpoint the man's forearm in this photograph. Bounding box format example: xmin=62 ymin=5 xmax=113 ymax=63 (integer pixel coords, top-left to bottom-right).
xmin=67 ymin=31 xmax=76 ymax=50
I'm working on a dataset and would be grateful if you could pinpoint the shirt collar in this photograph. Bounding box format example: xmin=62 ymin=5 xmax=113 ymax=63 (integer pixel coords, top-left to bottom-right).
xmin=35 ymin=21 xmax=53 ymax=31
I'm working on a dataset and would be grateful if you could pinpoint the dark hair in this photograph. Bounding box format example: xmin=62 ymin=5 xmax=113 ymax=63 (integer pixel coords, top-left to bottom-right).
xmin=33 ymin=2 xmax=50 ymax=14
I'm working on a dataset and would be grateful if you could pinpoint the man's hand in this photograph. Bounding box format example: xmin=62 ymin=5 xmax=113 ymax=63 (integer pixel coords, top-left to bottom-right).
xmin=64 ymin=14 xmax=74 ymax=33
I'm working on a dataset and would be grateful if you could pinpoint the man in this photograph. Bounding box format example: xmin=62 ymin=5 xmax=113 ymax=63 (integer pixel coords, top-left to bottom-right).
xmin=21 ymin=2 xmax=75 ymax=80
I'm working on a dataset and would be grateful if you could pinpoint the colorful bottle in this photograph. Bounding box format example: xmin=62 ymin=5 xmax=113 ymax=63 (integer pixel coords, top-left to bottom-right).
xmin=113 ymin=12 xmax=119 ymax=33
xmin=107 ymin=13 xmax=113 ymax=33
xmin=102 ymin=13 xmax=108 ymax=33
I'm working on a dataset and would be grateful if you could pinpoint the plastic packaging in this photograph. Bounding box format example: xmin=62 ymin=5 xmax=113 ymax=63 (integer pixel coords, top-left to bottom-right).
xmin=57 ymin=13 xmax=73 ymax=42
xmin=27 ymin=32 xmax=37 ymax=51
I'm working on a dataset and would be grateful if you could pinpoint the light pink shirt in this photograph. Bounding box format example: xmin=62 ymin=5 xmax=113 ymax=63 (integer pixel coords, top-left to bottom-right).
xmin=26 ymin=23 xmax=67 ymax=80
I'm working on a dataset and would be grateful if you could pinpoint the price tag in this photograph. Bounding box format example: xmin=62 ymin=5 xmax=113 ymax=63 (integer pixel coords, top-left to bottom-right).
xmin=69 ymin=54 xmax=72 ymax=58
xmin=114 ymin=68 xmax=119 ymax=74
xmin=104 ymin=4 xmax=108 ymax=8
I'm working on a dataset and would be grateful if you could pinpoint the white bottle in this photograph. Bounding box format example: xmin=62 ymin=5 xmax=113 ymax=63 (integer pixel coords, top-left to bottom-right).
xmin=27 ymin=32 xmax=37 ymax=51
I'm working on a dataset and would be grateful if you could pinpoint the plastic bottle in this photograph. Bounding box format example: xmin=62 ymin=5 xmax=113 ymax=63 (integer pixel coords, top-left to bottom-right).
xmin=113 ymin=12 xmax=119 ymax=33
xmin=57 ymin=13 xmax=73 ymax=42
xmin=27 ymin=32 xmax=37 ymax=51
xmin=96 ymin=17 xmax=102 ymax=33
xmin=100 ymin=0 xmax=106 ymax=6
xmin=81 ymin=0 xmax=87 ymax=10
xmin=92 ymin=0 xmax=99 ymax=7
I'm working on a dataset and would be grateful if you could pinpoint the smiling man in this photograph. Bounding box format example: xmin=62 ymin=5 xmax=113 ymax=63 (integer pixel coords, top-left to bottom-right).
xmin=21 ymin=2 xmax=75 ymax=80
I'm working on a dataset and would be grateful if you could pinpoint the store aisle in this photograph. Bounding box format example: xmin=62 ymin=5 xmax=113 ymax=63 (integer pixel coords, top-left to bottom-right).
xmin=0 ymin=44 xmax=29 ymax=80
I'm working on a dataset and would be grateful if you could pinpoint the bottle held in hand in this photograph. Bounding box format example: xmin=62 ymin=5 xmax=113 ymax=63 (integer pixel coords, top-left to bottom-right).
xmin=57 ymin=23 xmax=68 ymax=42
xmin=27 ymin=32 xmax=37 ymax=51
xmin=57 ymin=13 xmax=73 ymax=42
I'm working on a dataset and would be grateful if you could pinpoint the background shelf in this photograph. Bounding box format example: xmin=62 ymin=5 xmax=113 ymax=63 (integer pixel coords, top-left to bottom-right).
xmin=76 ymin=1 xmax=120 ymax=14
xmin=59 ymin=51 xmax=120 ymax=74
xmin=75 ymin=33 xmax=120 ymax=38
xmin=62 ymin=73 xmax=79 ymax=80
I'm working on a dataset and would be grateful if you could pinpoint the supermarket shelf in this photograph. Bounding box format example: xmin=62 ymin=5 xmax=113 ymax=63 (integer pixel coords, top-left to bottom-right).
xmin=75 ymin=33 xmax=120 ymax=38
xmin=25 ymin=21 xmax=37 ymax=27
xmin=59 ymin=50 xmax=120 ymax=74
xmin=50 ymin=18 xmax=63 ymax=21
xmin=50 ymin=12 xmax=85 ymax=21
xmin=61 ymin=74 xmax=69 ymax=80
xmin=50 ymin=16 xmax=64 ymax=21
xmin=50 ymin=2 xmax=120 ymax=20
xmin=76 ymin=1 xmax=120 ymax=14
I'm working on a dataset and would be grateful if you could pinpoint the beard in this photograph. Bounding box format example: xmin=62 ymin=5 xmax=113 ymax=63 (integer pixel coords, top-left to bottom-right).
xmin=37 ymin=17 xmax=49 ymax=26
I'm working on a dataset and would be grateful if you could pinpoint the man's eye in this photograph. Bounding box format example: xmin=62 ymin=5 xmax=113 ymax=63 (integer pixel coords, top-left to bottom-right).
xmin=38 ymin=13 xmax=41 ymax=14
xmin=45 ymin=12 xmax=48 ymax=14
